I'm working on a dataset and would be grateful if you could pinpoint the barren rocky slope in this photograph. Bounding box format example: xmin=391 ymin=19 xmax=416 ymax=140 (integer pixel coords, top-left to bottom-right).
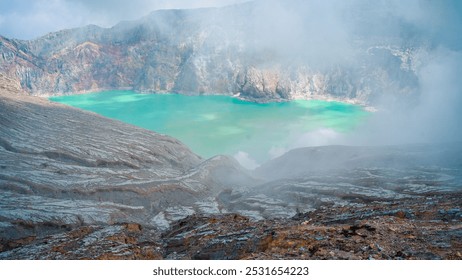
xmin=1 ymin=73 xmax=461 ymax=259
xmin=0 ymin=81 xmax=257 ymax=247
xmin=2 ymin=192 xmax=461 ymax=260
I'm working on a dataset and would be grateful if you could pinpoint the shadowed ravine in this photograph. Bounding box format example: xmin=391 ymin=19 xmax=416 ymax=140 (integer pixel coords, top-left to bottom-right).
xmin=0 ymin=77 xmax=461 ymax=259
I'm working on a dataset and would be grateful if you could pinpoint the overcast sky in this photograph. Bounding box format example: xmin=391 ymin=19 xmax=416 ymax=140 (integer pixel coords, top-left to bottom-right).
xmin=0 ymin=0 xmax=249 ymax=40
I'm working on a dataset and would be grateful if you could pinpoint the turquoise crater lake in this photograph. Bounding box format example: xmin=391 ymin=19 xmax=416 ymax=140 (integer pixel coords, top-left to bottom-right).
xmin=50 ymin=91 xmax=369 ymax=168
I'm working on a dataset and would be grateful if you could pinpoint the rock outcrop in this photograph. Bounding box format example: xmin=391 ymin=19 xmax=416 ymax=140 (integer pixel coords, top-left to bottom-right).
xmin=0 ymin=74 xmax=23 ymax=95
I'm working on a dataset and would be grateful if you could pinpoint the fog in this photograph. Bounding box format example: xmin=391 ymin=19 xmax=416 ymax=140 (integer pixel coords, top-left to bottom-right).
xmin=348 ymin=48 xmax=462 ymax=146
xmin=247 ymin=0 xmax=355 ymax=67
xmin=0 ymin=0 xmax=249 ymax=39
xmin=242 ymin=0 xmax=462 ymax=160
xmin=287 ymin=47 xmax=462 ymax=152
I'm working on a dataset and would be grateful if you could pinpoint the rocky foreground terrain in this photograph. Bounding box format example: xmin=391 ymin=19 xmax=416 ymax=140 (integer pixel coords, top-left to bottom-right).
xmin=0 ymin=74 xmax=461 ymax=259
xmin=0 ymin=1 xmax=460 ymax=259
xmin=2 ymin=195 xmax=461 ymax=260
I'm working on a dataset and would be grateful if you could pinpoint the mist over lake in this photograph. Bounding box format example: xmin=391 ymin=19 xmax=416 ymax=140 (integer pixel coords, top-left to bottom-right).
xmin=50 ymin=91 xmax=369 ymax=168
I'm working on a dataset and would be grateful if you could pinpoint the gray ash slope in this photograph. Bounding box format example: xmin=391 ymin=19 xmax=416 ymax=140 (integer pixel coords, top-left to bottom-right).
xmin=0 ymin=77 xmax=257 ymax=244
xmin=252 ymin=144 xmax=462 ymax=212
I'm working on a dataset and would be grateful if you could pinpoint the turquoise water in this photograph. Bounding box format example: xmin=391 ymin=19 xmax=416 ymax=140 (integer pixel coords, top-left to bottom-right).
xmin=50 ymin=91 xmax=369 ymax=167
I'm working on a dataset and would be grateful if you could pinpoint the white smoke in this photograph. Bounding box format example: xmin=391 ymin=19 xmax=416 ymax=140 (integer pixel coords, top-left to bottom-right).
xmin=233 ymin=151 xmax=259 ymax=170
xmin=0 ymin=0 xmax=249 ymax=39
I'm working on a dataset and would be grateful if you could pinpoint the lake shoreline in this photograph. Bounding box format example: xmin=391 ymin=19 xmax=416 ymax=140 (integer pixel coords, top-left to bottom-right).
xmin=42 ymin=88 xmax=376 ymax=111
xmin=50 ymin=90 xmax=370 ymax=167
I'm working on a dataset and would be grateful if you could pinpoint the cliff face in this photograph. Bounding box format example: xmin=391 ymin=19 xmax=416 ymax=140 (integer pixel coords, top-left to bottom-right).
xmin=0 ymin=3 xmax=421 ymax=104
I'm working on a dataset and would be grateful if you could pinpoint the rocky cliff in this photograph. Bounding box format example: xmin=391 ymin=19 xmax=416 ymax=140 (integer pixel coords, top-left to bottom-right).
xmin=0 ymin=2 xmax=422 ymax=104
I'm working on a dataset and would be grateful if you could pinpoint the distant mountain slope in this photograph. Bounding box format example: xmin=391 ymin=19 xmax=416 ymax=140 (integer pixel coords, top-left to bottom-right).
xmin=255 ymin=144 xmax=462 ymax=182
xmin=0 ymin=1 xmax=426 ymax=104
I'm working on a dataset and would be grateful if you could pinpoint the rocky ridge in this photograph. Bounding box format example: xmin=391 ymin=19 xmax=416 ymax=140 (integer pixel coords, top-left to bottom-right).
xmin=0 ymin=2 xmax=421 ymax=104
